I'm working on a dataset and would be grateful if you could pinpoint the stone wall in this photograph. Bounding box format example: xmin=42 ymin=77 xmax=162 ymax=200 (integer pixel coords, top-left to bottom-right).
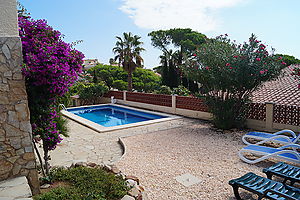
xmin=0 ymin=37 xmax=39 ymax=194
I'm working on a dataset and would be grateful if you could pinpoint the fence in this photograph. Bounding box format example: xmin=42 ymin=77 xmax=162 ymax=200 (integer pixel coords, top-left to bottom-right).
xmin=74 ymin=91 xmax=300 ymax=132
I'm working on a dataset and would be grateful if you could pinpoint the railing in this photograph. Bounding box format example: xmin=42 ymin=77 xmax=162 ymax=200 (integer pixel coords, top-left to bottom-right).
xmin=103 ymin=91 xmax=123 ymax=99
xmin=126 ymin=92 xmax=172 ymax=107
xmin=176 ymin=96 xmax=208 ymax=112
xmin=72 ymin=91 xmax=300 ymax=131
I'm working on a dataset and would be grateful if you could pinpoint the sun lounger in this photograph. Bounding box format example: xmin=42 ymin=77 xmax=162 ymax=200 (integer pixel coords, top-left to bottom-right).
xmin=229 ymin=172 xmax=300 ymax=200
xmin=242 ymin=129 xmax=299 ymax=145
xmin=263 ymin=162 xmax=300 ymax=186
xmin=239 ymin=144 xmax=300 ymax=164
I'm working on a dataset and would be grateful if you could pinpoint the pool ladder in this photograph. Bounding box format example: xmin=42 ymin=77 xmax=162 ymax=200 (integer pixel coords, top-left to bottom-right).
xmin=59 ymin=104 xmax=67 ymax=110
xmin=111 ymin=96 xmax=117 ymax=104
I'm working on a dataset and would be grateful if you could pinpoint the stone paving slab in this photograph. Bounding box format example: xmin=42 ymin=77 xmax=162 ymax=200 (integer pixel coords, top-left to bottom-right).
xmin=45 ymin=117 xmax=189 ymax=167
xmin=0 ymin=176 xmax=32 ymax=200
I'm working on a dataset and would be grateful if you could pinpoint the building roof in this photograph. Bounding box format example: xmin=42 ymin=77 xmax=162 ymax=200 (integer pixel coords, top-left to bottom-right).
xmin=251 ymin=65 xmax=300 ymax=106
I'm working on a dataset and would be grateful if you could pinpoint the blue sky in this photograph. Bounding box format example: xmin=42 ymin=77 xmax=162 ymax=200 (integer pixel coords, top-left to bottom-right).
xmin=19 ymin=0 xmax=300 ymax=69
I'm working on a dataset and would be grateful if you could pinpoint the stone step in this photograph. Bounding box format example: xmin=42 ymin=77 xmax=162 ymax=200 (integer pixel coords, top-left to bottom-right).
xmin=0 ymin=176 xmax=32 ymax=200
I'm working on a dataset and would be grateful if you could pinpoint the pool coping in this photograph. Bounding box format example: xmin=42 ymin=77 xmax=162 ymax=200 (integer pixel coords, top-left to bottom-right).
xmin=61 ymin=103 xmax=182 ymax=133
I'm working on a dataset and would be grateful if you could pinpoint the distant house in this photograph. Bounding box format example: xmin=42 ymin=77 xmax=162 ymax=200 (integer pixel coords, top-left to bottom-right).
xmin=251 ymin=65 xmax=300 ymax=106
xmin=83 ymin=59 xmax=100 ymax=69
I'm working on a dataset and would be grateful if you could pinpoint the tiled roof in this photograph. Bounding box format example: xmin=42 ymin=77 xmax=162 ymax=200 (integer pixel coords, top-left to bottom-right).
xmin=251 ymin=65 xmax=300 ymax=106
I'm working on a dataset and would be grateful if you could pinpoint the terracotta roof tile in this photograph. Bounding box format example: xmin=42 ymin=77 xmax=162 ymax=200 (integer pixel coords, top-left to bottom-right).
xmin=251 ymin=65 xmax=300 ymax=106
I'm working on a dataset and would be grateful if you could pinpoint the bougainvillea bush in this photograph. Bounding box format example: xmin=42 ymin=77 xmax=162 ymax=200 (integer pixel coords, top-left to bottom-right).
xmin=19 ymin=16 xmax=84 ymax=175
xmin=183 ymin=34 xmax=286 ymax=129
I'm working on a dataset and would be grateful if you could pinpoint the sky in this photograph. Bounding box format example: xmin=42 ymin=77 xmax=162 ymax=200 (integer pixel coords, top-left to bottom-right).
xmin=18 ymin=0 xmax=300 ymax=69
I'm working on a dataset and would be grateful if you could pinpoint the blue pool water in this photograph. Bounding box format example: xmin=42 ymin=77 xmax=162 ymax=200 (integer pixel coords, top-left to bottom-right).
xmin=67 ymin=105 xmax=167 ymax=127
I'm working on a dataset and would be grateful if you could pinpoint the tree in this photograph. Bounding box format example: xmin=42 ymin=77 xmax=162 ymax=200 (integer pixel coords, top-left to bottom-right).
xmin=183 ymin=34 xmax=286 ymax=129
xmin=275 ymin=54 xmax=300 ymax=66
xmin=132 ymin=68 xmax=161 ymax=92
xmin=87 ymin=64 xmax=161 ymax=92
xmin=19 ymin=16 xmax=84 ymax=175
xmin=156 ymin=50 xmax=179 ymax=88
xmin=112 ymin=32 xmax=145 ymax=91
xmin=148 ymin=28 xmax=206 ymax=91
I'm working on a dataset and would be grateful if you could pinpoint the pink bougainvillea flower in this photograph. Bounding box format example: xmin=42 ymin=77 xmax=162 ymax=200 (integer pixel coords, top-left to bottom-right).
xmin=226 ymin=63 xmax=231 ymax=66
xmin=193 ymin=53 xmax=197 ymax=56
xmin=278 ymin=56 xmax=283 ymax=60
xmin=282 ymin=61 xmax=287 ymax=65
xmin=256 ymin=58 xmax=261 ymax=61
xmin=260 ymin=70 xmax=265 ymax=74
xmin=205 ymin=66 xmax=210 ymax=70
xmin=233 ymin=55 xmax=238 ymax=58
xmin=229 ymin=67 xmax=233 ymax=69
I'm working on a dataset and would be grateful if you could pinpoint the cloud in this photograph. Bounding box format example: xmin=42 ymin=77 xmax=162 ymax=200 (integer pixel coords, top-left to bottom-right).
xmin=119 ymin=0 xmax=244 ymax=32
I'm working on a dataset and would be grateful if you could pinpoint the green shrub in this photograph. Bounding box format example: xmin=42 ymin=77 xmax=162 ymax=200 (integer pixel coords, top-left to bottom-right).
xmin=87 ymin=64 xmax=161 ymax=92
xmin=34 ymin=187 xmax=82 ymax=200
xmin=154 ymin=85 xmax=172 ymax=95
xmin=54 ymin=113 xmax=69 ymax=137
xmin=183 ymin=34 xmax=285 ymax=129
xmin=112 ymin=80 xmax=127 ymax=91
xmin=275 ymin=54 xmax=300 ymax=66
xmin=172 ymin=85 xmax=191 ymax=96
xmin=35 ymin=167 xmax=129 ymax=200
xmin=78 ymin=82 xmax=109 ymax=105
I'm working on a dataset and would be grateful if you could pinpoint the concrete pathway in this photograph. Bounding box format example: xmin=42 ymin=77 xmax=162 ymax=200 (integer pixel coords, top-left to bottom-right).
xmin=47 ymin=117 xmax=188 ymax=167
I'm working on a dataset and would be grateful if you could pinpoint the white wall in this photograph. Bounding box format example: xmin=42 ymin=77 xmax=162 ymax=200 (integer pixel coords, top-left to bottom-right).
xmin=0 ymin=0 xmax=19 ymax=37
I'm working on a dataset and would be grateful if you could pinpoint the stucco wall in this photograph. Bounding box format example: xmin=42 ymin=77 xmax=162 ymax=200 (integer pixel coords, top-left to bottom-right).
xmin=0 ymin=0 xmax=19 ymax=37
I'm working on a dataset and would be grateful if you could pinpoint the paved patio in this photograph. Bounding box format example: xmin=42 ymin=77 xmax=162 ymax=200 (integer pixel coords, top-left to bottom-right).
xmin=47 ymin=117 xmax=187 ymax=167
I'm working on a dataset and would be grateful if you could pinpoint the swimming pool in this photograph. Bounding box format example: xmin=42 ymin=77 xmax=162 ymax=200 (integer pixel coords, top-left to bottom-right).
xmin=67 ymin=105 xmax=167 ymax=127
xmin=62 ymin=104 xmax=179 ymax=133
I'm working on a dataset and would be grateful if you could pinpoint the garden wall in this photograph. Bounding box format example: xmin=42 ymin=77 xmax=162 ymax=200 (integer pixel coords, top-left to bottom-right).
xmin=0 ymin=0 xmax=39 ymax=194
xmin=101 ymin=91 xmax=300 ymax=132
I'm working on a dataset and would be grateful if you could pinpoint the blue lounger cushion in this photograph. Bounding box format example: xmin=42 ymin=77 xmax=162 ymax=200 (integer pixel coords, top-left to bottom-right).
xmin=239 ymin=144 xmax=300 ymax=164
xmin=242 ymin=130 xmax=299 ymax=146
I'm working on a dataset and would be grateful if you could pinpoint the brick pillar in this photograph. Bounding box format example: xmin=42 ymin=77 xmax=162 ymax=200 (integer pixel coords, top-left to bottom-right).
xmin=123 ymin=91 xmax=127 ymax=101
xmin=0 ymin=0 xmax=39 ymax=195
xmin=172 ymin=95 xmax=176 ymax=114
xmin=265 ymin=102 xmax=274 ymax=131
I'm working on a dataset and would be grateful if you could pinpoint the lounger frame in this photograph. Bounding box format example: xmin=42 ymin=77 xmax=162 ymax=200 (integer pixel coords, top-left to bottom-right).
xmin=242 ymin=129 xmax=299 ymax=146
xmin=239 ymin=144 xmax=300 ymax=164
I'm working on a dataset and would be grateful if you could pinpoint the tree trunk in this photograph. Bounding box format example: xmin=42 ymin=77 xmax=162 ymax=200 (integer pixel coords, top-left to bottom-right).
xmin=33 ymin=140 xmax=46 ymax=177
xmin=127 ymin=71 xmax=133 ymax=91
xmin=43 ymin=144 xmax=50 ymax=176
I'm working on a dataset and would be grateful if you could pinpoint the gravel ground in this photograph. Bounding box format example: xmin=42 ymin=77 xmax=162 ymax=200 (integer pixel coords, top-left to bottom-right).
xmin=116 ymin=119 xmax=290 ymax=200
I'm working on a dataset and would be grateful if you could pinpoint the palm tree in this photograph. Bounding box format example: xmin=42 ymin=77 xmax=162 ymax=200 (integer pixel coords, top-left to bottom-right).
xmin=113 ymin=32 xmax=145 ymax=91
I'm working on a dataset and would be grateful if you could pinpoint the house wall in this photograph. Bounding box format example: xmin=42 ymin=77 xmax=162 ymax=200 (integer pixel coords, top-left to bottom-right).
xmin=0 ymin=0 xmax=19 ymax=37
xmin=0 ymin=0 xmax=39 ymax=194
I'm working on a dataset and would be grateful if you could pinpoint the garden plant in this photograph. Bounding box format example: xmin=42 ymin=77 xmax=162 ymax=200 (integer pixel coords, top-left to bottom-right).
xmin=87 ymin=64 xmax=161 ymax=92
xmin=183 ymin=34 xmax=286 ymax=129
xmin=34 ymin=167 xmax=129 ymax=200
xmin=149 ymin=28 xmax=207 ymax=91
xmin=113 ymin=32 xmax=145 ymax=91
xmin=19 ymin=16 xmax=84 ymax=175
